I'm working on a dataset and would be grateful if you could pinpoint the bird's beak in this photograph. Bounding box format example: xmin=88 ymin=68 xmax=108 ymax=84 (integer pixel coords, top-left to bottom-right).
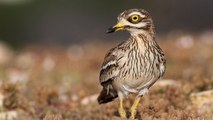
xmin=106 ymin=23 xmax=125 ymax=33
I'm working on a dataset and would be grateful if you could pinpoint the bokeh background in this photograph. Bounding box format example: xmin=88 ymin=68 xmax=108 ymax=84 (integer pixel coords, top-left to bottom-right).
xmin=0 ymin=0 xmax=213 ymax=47
xmin=0 ymin=0 xmax=213 ymax=120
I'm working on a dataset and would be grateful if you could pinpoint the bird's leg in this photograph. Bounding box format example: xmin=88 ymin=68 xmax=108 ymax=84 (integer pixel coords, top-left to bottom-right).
xmin=118 ymin=99 xmax=126 ymax=119
xmin=130 ymin=96 xmax=141 ymax=119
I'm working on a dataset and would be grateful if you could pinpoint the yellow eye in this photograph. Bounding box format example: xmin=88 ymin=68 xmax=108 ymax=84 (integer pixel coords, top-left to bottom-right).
xmin=131 ymin=15 xmax=139 ymax=22
xmin=128 ymin=15 xmax=142 ymax=23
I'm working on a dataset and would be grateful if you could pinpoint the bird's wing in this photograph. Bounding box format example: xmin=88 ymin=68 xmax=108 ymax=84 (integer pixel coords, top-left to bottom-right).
xmin=99 ymin=48 xmax=122 ymax=85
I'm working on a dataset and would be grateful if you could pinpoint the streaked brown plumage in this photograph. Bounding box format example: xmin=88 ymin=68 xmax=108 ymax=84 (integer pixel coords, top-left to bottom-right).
xmin=97 ymin=9 xmax=166 ymax=119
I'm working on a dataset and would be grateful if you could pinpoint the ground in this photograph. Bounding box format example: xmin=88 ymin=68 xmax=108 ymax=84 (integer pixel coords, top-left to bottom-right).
xmin=0 ymin=32 xmax=213 ymax=120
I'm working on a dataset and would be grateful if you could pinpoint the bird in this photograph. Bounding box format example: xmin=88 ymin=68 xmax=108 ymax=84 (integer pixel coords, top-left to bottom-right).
xmin=97 ymin=9 xmax=166 ymax=119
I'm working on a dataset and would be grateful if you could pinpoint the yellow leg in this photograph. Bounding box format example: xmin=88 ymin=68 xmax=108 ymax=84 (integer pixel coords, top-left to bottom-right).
xmin=118 ymin=99 xmax=126 ymax=119
xmin=130 ymin=97 xmax=141 ymax=119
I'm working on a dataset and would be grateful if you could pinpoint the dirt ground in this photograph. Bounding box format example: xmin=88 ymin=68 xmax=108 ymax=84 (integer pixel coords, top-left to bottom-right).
xmin=0 ymin=32 xmax=213 ymax=120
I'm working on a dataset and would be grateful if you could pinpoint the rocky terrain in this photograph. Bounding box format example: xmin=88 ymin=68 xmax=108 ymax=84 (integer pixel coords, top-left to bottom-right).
xmin=0 ymin=32 xmax=213 ymax=120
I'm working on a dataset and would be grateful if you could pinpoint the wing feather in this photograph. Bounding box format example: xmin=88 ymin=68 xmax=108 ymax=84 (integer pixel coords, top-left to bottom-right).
xmin=99 ymin=48 xmax=120 ymax=85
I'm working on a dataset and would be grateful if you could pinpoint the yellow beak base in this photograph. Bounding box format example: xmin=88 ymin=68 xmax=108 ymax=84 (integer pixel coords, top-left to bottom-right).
xmin=106 ymin=23 xmax=125 ymax=33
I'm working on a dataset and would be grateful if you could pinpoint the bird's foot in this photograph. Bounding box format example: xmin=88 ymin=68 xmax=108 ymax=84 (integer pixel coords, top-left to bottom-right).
xmin=130 ymin=107 xmax=137 ymax=119
xmin=118 ymin=107 xmax=127 ymax=119
xmin=130 ymin=97 xmax=141 ymax=119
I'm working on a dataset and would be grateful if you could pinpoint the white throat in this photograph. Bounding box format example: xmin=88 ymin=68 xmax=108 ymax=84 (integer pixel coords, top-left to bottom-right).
xmin=130 ymin=29 xmax=149 ymax=36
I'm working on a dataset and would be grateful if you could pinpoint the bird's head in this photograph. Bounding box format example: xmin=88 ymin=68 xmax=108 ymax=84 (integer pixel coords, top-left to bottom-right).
xmin=107 ymin=9 xmax=154 ymax=35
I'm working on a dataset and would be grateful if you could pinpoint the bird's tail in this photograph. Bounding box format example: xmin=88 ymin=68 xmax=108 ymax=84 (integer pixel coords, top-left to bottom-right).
xmin=97 ymin=85 xmax=118 ymax=104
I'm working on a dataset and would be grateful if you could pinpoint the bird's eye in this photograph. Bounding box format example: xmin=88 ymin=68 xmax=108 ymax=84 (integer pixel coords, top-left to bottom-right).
xmin=132 ymin=15 xmax=139 ymax=22
xmin=128 ymin=15 xmax=142 ymax=23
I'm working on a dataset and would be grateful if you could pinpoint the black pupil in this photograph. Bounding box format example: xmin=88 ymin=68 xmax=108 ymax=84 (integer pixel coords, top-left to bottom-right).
xmin=133 ymin=16 xmax=137 ymax=20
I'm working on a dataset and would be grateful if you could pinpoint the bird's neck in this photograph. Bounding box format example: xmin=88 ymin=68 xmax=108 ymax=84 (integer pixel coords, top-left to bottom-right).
xmin=129 ymin=33 xmax=157 ymax=53
xmin=130 ymin=30 xmax=155 ymax=43
xmin=130 ymin=28 xmax=155 ymax=38
xmin=129 ymin=30 xmax=158 ymax=52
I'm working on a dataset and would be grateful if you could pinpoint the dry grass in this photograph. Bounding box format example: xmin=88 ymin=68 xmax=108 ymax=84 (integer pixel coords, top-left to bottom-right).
xmin=0 ymin=32 xmax=213 ymax=120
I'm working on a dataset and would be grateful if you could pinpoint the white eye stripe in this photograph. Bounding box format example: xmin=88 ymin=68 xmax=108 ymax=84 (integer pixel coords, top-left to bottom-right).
xmin=120 ymin=19 xmax=132 ymax=26
xmin=120 ymin=18 xmax=146 ymax=26
xmin=128 ymin=12 xmax=145 ymax=18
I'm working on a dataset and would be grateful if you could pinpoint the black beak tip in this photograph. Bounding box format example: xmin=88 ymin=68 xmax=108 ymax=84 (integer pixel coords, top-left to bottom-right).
xmin=106 ymin=27 xmax=115 ymax=34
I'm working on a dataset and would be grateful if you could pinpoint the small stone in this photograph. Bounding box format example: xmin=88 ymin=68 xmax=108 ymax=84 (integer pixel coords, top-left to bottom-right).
xmin=154 ymin=79 xmax=181 ymax=87
xmin=190 ymin=90 xmax=213 ymax=113
xmin=81 ymin=94 xmax=98 ymax=106
xmin=0 ymin=111 xmax=17 ymax=120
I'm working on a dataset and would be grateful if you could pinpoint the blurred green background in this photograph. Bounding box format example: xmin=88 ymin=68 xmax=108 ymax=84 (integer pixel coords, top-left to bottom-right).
xmin=0 ymin=0 xmax=212 ymax=47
